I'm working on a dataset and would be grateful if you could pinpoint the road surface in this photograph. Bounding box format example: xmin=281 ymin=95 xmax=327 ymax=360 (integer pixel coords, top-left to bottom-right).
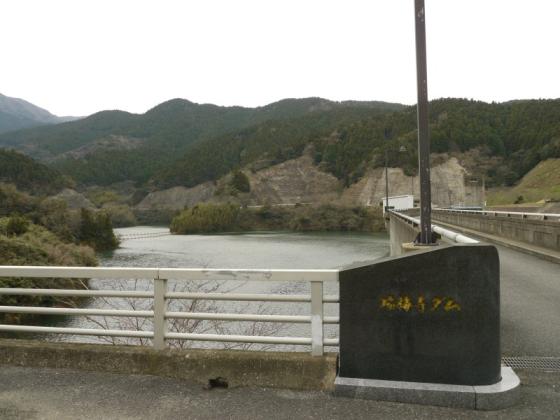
xmin=498 ymin=244 xmax=560 ymax=357
xmin=0 ymin=366 xmax=558 ymax=420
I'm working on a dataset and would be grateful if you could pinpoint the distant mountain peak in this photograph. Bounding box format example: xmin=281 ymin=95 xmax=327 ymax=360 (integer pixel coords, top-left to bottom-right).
xmin=145 ymin=98 xmax=197 ymax=114
xmin=0 ymin=92 xmax=81 ymax=134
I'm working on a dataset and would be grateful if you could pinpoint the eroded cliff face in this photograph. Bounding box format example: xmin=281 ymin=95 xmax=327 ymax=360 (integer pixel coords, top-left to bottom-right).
xmin=342 ymin=157 xmax=483 ymax=208
xmin=136 ymin=155 xmax=342 ymax=211
xmin=136 ymin=156 xmax=483 ymax=212
xmin=136 ymin=183 xmax=216 ymax=211
xmin=245 ymin=154 xmax=341 ymax=205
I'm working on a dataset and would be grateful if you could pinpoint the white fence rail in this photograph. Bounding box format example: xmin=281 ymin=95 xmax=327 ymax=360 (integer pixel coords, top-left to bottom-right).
xmin=434 ymin=208 xmax=560 ymax=222
xmin=389 ymin=210 xmax=480 ymax=244
xmin=0 ymin=266 xmax=339 ymax=356
xmin=117 ymin=232 xmax=171 ymax=241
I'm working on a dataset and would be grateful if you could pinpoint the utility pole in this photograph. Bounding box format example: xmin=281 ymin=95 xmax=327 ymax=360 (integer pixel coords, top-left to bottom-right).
xmin=414 ymin=0 xmax=433 ymax=244
xmin=384 ymin=128 xmax=391 ymax=214
xmin=482 ymin=175 xmax=486 ymax=209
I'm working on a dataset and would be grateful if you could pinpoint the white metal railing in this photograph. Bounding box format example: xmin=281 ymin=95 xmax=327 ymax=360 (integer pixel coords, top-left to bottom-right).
xmin=434 ymin=208 xmax=560 ymax=222
xmin=117 ymin=232 xmax=171 ymax=240
xmin=389 ymin=210 xmax=480 ymax=244
xmin=0 ymin=266 xmax=339 ymax=356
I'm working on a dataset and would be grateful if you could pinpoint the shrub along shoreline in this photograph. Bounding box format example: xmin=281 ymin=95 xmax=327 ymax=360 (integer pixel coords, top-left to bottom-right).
xmin=170 ymin=203 xmax=385 ymax=234
xmin=0 ymin=183 xmax=120 ymax=326
xmin=0 ymin=220 xmax=97 ymax=325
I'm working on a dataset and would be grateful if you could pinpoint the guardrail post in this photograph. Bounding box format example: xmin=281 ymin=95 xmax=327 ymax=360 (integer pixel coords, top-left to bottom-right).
xmin=310 ymin=281 xmax=324 ymax=356
xmin=153 ymin=277 xmax=168 ymax=350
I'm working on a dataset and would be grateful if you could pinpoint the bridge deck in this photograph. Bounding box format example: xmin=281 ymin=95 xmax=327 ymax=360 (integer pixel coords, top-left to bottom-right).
xmin=0 ymin=365 xmax=558 ymax=419
xmin=499 ymin=243 xmax=560 ymax=358
xmin=431 ymin=219 xmax=560 ymax=357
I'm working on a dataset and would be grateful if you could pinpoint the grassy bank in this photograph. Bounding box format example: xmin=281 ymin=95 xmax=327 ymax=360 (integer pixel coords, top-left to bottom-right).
xmin=487 ymin=158 xmax=560 ymax=205
xmin=0 ymin=218 xmax=97 ymax=324
xmin=170 ymin=203 xmax=385 ymax=234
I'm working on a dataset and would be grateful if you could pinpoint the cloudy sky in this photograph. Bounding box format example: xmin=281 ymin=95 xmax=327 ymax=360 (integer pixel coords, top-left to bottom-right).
xmin=1 ymin=0 xmax=559 ymax=116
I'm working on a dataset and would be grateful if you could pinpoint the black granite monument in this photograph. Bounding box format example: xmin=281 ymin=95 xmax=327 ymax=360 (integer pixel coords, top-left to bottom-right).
xmin=338 ymin=244 xmax=500 ymax=386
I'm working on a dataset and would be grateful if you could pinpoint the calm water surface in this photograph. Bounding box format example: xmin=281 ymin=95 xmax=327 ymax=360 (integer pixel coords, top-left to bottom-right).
xmin=102 ymin=227 xmax=389 ymax=269
xmin=54 ymin=227 xmax=389 ymax=350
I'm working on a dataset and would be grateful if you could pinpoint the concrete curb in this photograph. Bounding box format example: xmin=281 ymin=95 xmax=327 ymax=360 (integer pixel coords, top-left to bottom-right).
xmin=432 ymin=220 xmax=560 ymax=265
xmin=0 ymin=339 xmax=337 ymax=391
xmin=334 ymin=367 xmax=520 ymax=410
xmin=474 ymin=367 xmax=521 ymax=410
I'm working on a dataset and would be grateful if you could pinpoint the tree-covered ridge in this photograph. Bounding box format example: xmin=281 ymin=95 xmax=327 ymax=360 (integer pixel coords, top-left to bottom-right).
xmin=427 ymin=99 xmax=560 ymax=184
xmin=310 ymin=98 xmax=560 ymax=186
xmin=0 ymin=97 xmax=403 ymax=185
xmin=159 ymin=98 xmax=560 ymax=189
xmin=155 ymin=106 xmax=385 ymax=188
xmin=3 ymin=97 xmax=559 ymax=190
xmin=0 ymin=148 xmax=70 ymax=194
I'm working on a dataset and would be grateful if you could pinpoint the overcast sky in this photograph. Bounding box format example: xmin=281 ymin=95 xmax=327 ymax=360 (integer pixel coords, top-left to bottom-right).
xmin=1 ymin=0 xmax=559 ymax=116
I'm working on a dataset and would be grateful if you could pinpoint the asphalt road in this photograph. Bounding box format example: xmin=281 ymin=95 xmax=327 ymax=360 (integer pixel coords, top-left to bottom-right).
xmin=0 ymin=366 xmax=559 ymax=420
xmin=498 ymin=245 xmax=560 ymax=357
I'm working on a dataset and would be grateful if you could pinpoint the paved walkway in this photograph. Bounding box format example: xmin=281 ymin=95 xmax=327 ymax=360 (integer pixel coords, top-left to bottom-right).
xmin=499 ymin=244 xmax=560 ymax=357
xmin=432 ymin=220 xmax=560 ymax=357
xmin=0 ymin=366 xmax=559 ymax=420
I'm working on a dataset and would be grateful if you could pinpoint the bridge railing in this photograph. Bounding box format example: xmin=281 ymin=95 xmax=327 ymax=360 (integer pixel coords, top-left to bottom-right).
xmin=434 ymin=208 xmax=560 ymax=222
xmin=389 ymin=210 xmax=480 ymax=244
xmin=116 ymin=232 xmax=171 ymax=240
xmin=0 ymin=266 xmax=339 ymax=356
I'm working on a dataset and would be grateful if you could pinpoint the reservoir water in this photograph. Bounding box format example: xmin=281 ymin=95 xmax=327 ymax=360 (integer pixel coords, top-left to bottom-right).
xmin=105 ymin=227 xmax=389 ymax=270
xmin=55 ymin=226 xmax=390 ymax=350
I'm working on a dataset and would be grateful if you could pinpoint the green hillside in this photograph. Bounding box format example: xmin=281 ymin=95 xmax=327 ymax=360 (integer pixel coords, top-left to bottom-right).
xmin=487 ymin=159 xmax=560 ymax=205
xmin=0 ymin=110 xmax=44 ymax=134
xmin=0 ymin=97 xmax=403 ymax=185
xmin=310 ymin=98 xmax=560 ymax=187
xmin=0 ymin=148 xmax=69 ymax=194
xmin=155 ymin=106 xmax=391 ymax=188
xmin=156 ymin=98 xmax=560 ymax=189
xmin=2 ymin=97 xmax=559 ymax=192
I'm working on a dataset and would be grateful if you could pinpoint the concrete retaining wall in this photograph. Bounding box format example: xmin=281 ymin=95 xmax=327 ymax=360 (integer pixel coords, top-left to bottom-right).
xmin=433 ymin=211 xmax=560 ymax=252
xmin=0 ymin=339 xmax=337 ymax=391
xmin=388 ymin=214 xmax=420 ymax=256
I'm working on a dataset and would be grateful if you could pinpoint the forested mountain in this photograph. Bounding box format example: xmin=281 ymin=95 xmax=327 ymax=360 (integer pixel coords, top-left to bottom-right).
xmin=0 ymin=97 xmax=403 ymax=185
xmin=155 ymin=106 xmax=393 ymax=188
xmin=0 ymin=93 xmax=78 ymax=134
xmin=0 ymin=148 xmax=69 ymax=194
xmin=156 ymin=98 xmax=560 ymax=189
xmin=2 ymin=96 xmax=559 ymax=192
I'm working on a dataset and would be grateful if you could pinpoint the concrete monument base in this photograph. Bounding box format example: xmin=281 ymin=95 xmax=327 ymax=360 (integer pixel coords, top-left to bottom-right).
xmin=334 ymin=366 xmax=520 ymax=410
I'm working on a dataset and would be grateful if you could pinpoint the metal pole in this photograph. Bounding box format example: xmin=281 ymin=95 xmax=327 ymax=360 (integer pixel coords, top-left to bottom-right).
xmin=385 ymin=150 xmax=389 ymax=213
xmin=383 ymin=128 xmax=392 ymax=214
xmin=414 ymin=0 xmax=432 ymax=244
xmin=384 ymin=128 xmax=391 ymax=214
xmin=482 ymin=175 xmax=486 ymax=209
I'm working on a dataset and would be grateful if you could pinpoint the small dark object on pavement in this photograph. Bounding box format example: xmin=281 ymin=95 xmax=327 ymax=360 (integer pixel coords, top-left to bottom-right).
xmin=204 ymin=377 xmax=229 ymax=390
